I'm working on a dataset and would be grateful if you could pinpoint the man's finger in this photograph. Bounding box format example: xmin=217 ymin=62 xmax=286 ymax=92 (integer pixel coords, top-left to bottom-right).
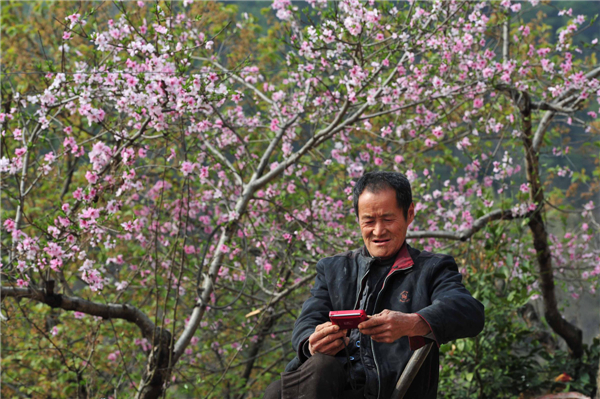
xmin=318 ymin=331 xmax=347 ymax=348
xmin=322 ymin=330 xmax=347 ymax=344
xmin=320 ymin=338 xmax=346 ymax=355
xmin=314 ymin=322 xmax=334 ymax=332
xmin=358 ymin=317 xmax=385 ymax=329
xmin=311 ymin=324 xmax=340 ymax=342
xmin=359 ymin=324 xmax=388 ymax=336
xmin=310 ymin=330 xmax=346 ymax=351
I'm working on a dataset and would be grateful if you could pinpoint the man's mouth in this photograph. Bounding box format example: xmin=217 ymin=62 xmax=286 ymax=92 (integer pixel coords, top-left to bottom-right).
xmin=373 ymin=239 xmax=390 ymax=245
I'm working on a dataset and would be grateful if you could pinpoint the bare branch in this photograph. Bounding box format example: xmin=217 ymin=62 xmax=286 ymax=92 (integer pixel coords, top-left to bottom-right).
xmin=502 ymin=17 xmax=509 ymax=63
xmin=407 ymin=209 xmax=522 ymax=241
xmin=1 ymin=286 xmax=158 ymax=340
xmin=251 ymin=114 xmax=300 ymax=182
xmin=248 ymin=272 xmax=317 ymax=314
xmin=203 ymin=140 xmax=243 ymax=187
xmin=531 ymin=102 xmax=576 ymax=113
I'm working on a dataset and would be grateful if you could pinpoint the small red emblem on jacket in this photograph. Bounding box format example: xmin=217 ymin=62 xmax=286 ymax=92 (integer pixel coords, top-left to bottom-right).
xmin=399 ymin=291 xmax=410 ymax=303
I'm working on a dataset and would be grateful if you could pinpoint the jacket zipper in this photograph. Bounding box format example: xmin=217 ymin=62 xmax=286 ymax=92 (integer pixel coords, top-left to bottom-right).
xmin=372 ymin=267 xmax=412 ymax=399
xmin=353 ymin=258 xmax=373 ymax=310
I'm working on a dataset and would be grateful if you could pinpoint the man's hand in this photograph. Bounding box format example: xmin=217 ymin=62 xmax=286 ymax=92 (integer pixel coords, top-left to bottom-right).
xmin=358 ymin=309 xmax=430 ymax=343
xmin=308 ymin=322 xmax=349 ymax=356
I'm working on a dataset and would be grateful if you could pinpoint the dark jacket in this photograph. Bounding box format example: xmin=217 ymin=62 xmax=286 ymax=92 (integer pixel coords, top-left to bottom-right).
xmin=286 ymin=244 xmax=485 ymax=399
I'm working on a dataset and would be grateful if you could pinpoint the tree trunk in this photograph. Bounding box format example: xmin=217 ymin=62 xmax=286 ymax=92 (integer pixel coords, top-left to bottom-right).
xmin=517 ymin=93 xmax=583 ymax=358
xmin=136 ymin=328 xmax=173 ymax=399
xmin=241 ymin=316 xmax=275 ymax=382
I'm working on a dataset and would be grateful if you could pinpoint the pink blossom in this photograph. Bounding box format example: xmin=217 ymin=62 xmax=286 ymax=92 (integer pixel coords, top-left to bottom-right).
xmin=65 ymin=13 xmax=81 ymax=29
xmin=510 ymin=3 xmax=521 ymax=12
xmin=181 ymin=161 xmax=196 ymax=176
xmin=482 ymin=68 xmax=494 ymax=79
xmin=344 ymin=17 xmax=362 ymax=36
xmin=405 ymin=170 xmax=417 ymax=182
xmin=264 ymin=262 xmax=273 ymax=274
xmin=199 ymin=166 xmax=209 ymax=180
xmin=282 ymin=142 xmax=292 ymax=156
xmin=184 ymin=245 xmax=196 ymax=254
xmin=85 ymin=171 xmax=98 ymax=184
xmin=456 ymin=137 xmax=472 ymax=151
xmin=107 ymin=351 xmax=120 ymax=362
xmin=582 ymin=223 xmax=589 ymax=231
xmin=272 ymin=0 xmax=291 ymax=10
xmin=80 ymin=207 xmax=100 ymax=219
xmin=520 ymin=183 xmax=530 ymax=193
xmin=3 ymin=219 xmax=15 ymax=232
xmin=72 ymin=187 xmax=84 ymax=200
xmin=44 ymin=152 xmax=55 ymax=163
xmin=219 ymin=244 xmax=230 ymax=253
xmin=473 ymin=98 xmax=484 ymax=108
xmin=44 ymin=242 xmax=65 ymax=259
xmin=106 ymin=200 xmax=120 ymax=214
xmin=80 ymin=268 xmax=103 ymax=291
xmin=424 ymin=139 xmax=437 ymax=147
xmin=287 ymin=183 xmax=296 ymax=193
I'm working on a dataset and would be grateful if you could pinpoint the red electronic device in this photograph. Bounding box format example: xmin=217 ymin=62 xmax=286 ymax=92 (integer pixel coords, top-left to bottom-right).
xmin=329 ymin=310 xmax=368 ymax=330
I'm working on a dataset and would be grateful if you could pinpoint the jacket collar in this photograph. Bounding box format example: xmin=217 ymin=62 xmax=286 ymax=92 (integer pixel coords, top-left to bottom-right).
xmin=358 ymin=241 xmax=415 ymax=274
xmin=388 ymin=241 xmax=414 ymax=274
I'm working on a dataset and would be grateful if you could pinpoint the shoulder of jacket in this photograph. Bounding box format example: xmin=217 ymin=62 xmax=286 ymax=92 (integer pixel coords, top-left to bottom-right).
xmin=411 ymin=247 xmax=455 ymax=266
xmin=318 ymin=249 xmax=359 ymax=265
xmin=413 ymin=250 xmax=459 ymax=276
xmin=417 ymin=250 xmax=450 ymax=259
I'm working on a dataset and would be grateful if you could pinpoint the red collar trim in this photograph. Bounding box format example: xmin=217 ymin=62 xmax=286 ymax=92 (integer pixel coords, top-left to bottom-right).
xmin=387 ymin=242 xmax=413 ymax=276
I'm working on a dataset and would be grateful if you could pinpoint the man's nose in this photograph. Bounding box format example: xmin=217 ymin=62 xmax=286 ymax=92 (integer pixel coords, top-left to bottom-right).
xmin=373 ymin=221 xmax=386 ymax=236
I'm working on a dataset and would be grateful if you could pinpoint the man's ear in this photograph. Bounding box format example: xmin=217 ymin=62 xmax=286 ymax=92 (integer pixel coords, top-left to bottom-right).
xmin=407 ymin=202 xmax=415 ymax=225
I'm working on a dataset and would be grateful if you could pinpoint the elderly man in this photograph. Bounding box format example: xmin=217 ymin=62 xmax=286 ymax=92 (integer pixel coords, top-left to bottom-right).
xmin=264 ymin=171 xmax=485 ymax=399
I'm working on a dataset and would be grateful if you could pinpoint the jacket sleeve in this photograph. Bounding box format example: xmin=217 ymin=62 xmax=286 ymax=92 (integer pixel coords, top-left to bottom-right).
xmin=415 ymin=255 xmax=485 ymax=347
xmin=291 ymin=259 xmax=333 ymax=363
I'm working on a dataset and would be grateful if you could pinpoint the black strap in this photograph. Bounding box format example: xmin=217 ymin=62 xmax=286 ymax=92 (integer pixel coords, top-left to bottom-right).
xmin=342 ymin=336 xmax=358 ymax=391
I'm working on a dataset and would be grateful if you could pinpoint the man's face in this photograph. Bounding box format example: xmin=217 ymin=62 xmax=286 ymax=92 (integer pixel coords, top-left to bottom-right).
xmin=357 ymin=187 xmax=414 ymax=259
